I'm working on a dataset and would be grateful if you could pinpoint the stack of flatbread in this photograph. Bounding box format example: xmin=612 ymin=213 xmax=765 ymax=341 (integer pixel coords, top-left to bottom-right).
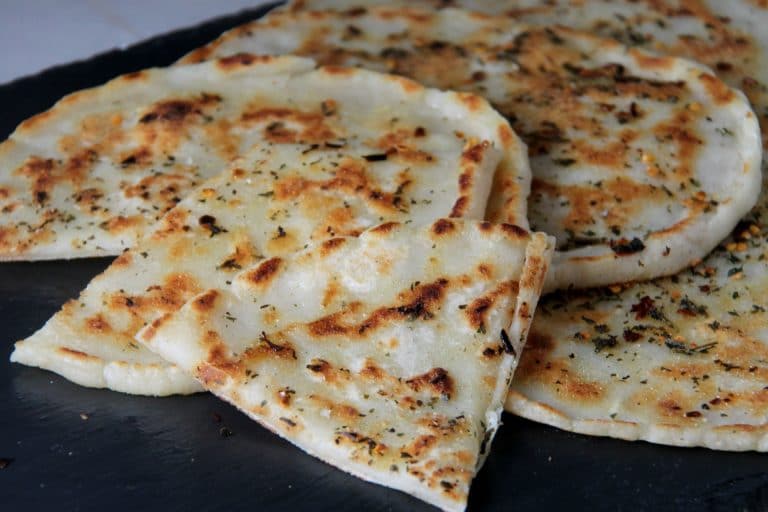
xmin=4 ymin=0 xmax=768 ymax=509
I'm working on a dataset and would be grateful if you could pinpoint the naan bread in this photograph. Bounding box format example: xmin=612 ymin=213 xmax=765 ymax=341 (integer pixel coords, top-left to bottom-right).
xmin=11 ymin=78 xmax=526 ymax=395
xmin=0 ymin=53 xmax=528 ymax=261
xmin=137 ymin=219 xmax=553 ymax=511
xmin=184 ymin=6 xmax=762 ymax=289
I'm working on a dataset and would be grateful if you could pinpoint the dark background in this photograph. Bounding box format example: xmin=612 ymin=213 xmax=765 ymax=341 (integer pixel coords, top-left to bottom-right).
xmin=1 ymin=3 xmax=766 ymax=511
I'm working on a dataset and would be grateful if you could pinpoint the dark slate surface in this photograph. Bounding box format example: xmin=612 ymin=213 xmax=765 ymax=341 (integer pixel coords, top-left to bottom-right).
xmin=1 ymin=3 xmax=766 ymax=511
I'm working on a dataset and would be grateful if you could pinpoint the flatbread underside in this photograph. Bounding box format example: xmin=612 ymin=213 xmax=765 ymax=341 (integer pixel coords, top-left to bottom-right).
xmin=185 ymin=4 xmax=762 ymax=290
xmin=138 ymin=220 xmax=553 ymax=512
xmin=11 ymin=59 xmax=527 ymax=396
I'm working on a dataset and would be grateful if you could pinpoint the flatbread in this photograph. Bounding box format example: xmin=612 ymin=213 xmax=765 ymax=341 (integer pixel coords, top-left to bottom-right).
xmin=11 ymin=75 xmax=526 ymax=395
xmin=501 ymin=0 xmax=768 ymax=452
xmin=185 ymin=6 xmax=762 ymax=290
xmin=287 ymin=1 xmax=768 ymax=450
xmin=0 ymin=53 xmax=528 ymax=261
xmin=294 ymin=0 xmax=768 ymax=144
xmin=137 ymin=219 xmax=553 ymax=511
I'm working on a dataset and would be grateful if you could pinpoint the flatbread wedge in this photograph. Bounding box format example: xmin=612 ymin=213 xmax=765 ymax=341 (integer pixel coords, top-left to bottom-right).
xmin=182 ymin=5 xmax=762 ymax=291
xmin=0 ymin=52 xmax=528 ymax=261
xmin=137 ymin=219 xmax=553 ymax=511
xmin=11 ymin=77 xmax=526 ymax=395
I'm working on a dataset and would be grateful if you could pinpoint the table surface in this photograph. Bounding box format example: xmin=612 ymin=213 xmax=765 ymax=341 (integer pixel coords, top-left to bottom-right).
xmin=1 ymin=3 xmax=767 ymax=511
xmin=0 ymin=0 xmax=273 ymax=85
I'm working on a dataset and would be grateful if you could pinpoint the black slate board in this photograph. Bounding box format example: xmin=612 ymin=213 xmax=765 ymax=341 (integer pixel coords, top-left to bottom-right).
xmin=1 ymin=4 xmax=767 ymax=511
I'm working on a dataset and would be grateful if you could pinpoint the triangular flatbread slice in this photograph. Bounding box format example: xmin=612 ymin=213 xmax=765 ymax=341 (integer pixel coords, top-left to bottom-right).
xmin=11 ymin=74 xmax=526 ymax=396
xmin=0 ymin=53 xmax=529 ymax=261
xmin=182 ymin=5 xmax=762 ymax=291
xmin=137 ymin=219 xmax=553 ymax=511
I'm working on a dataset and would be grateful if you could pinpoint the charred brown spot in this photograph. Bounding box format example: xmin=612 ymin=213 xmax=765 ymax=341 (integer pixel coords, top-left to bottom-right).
xmin=120 ymin=147 xmax=152 ymax=167
xmin=467 ymin=298 xmax=491 ymax=330
xmin=462 ymin=141 xmax=489 ymax=163
xmin=122 ymin=70 xmax=147 ymax=81
xmin=482 ymin=345 xmax=504 ymax=358
xmin=498 ymin=123 xmax=515 ymax=148
xmin=406 ymin=435 xmax=438 ymax=456
xmin=245 ymin=258 xmax=282 ymax=287
xmin=247 ymin=331 xmax=297 ymax=361
xmin=140 ymin=100 xmax=196 ymax=124
xmin=192 ymin=290 xmax=219 ymax=313
xmin=369 ymin=222 xmax=399 ymax=234
xmin=197 ymin=363 xmax=230 ymax=387
xmin=320 ymin=237 xmax=346 ymax=255
xmin=449 ymin=196 xmax=468 ymax=218
xmin=659 ymin=399 xmax=683 ymax=414
xmin=406 ymin=368 xmax=454 ymax=400
xmin=335 ymin=429 xmax=386 ymax=455
xmin=699 ymin=73 xmax=736 ymax=104
xmin=112 ymin=252 xmax=132 ymax=267
xmin=85 ymin=314 xmax=111 ymax=333
xmin=360 ymin=360 xmax=386 ymax=381
xmin=139 ymin=313 xmax=172 ymax=342
xmin=277 ymin=387 xmax=294 ymax=406
xmin=58 ymin=347 xmax=98 ymax=361
xmin=307 ymin=313 xmax=349 ymax=337
xmin=432 ymin=218 xmax=455 ymax=235
xmin=477 ymin=263 xmax=493 ymax=278
xmin=322 ymin=65 xmax=356 ymax=76
xmin=100 ymin=215 xmax=142 ymax=233
xmin=216 ymin=53 xmax=271 ymax=68
xmin=357 ymin=279 xmax=449 ymax=333
xmin=458 ymin=171 xmax=473 ymax=192
xmin=142 ymin=273 xmax=202 ymax=313
xmin=243 ymin=106 xmax=338 ymax=144
xmin=457 ymin=92 xmax=484 ymax=111
xmin=478 ymin=221 xmax=493 ymax=232
xmin=306 ymin=358 xmax=332 ymax=374
xmin=500 ymin=223 xmax=528 ymax=238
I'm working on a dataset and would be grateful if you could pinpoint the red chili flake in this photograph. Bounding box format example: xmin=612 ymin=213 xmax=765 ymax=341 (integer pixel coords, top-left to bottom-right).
xmin=631 ymin=296 xmax=655 ymax=319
